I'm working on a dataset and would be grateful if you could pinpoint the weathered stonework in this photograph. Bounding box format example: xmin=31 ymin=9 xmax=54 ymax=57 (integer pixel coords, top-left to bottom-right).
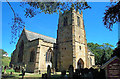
xmin=11 ymin=8 xmax=95 ymax=73
xmin=55 ymin=8 xmax=94 ymax=71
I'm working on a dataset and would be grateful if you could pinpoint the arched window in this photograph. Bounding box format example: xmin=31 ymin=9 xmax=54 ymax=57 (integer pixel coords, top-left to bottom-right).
xmin=30 ymin=49 xmax=35 ymax=62
xmin=77 ymin=16 xmax=80 ymax=26
xmin=18 ymin=40 xmax=24 ymax=63
xmin=46 ymin=48 xmax=53 ymax=63
xmin=90 ymin=57 xmax=92 ymax=66
xmin=64 ymin=17 xmax=68 ymax=26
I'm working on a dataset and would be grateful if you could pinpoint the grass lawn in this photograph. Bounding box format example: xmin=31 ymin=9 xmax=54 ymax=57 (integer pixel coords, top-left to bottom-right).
xmin=2 ymin=69 xmax=65 ymax=79
xmin=2 ymin=68 xmax=69 ymax=79
xmin=2 ymin=68 xmax=14 ymax=73
xmin=2 ymin=69 xmax=46 ymax=79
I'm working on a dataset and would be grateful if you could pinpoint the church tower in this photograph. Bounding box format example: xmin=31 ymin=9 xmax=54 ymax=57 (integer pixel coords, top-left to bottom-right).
xmin=55 ymin=7 xmax=88 ymax=71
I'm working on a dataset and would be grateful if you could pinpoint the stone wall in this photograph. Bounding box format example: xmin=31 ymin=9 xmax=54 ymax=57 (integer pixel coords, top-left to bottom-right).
xmin=11 ymin=29 xmax=39 ymax=73
xmin=38 ymin=39 xmax=55 ymax=72
xmin=56 ymin=8 xmax=89 ymax=71
xmin=57 ymin=10 xmax=73 ymax=71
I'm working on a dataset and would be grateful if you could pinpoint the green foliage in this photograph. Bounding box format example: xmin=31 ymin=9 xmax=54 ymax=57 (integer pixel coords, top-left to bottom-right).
xmin=8 ymin=2 xmax=91 ymax=43
xmin=2 ymin=56 xmax=11 ymax=66
xmin=22 ymin=2 xmax=91 ymax=18
xmin=0 ymin=49 xmax=7 ymax=55
xmin=87 ymin=42 xmax=114 ymax=65
xmin=103 ymin=1 xmax=120 ymax=30
xmin=112 ymin=40 xmax=120 ymax=58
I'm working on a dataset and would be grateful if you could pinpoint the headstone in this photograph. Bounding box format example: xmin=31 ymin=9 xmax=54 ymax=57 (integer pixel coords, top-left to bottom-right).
xmin=44 ymin=73 xmax=47 ymax=79
xmin=88 ymin=71 xmax=93 ymax=79
xmin=15 ymin=66 xmax=20 ymax=72
xmin=10 ymin=72 xmax=13 ymax=75
xmin=61 ymin=70 xmax=66 ymax=76
xmin=47 ymin=65 xmax=51 ymax=78
xmin=21 ymin=67 xmax=25 ymax=79
xmin=61 ymin=70 xmax=67 ymax=79
xmin=42 ymin=73 xmax=47 ymax=79
xmin=69 ymin=65 xmax=74 ymax=78
xmin=53 ymin=68 xmax=56 ymax=74
xmin=4 ymin=66 xmax=7 ymax=74
xmin=39 ymin=70 xmax=41 ymax=74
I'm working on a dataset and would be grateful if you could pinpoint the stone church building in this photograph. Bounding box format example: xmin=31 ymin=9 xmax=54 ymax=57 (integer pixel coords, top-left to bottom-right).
xmin=11 ymin=8 xmax=95 ymax=73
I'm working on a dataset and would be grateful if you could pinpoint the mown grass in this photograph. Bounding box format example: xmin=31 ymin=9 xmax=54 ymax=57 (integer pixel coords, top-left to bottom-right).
xmin=2 ymin=68 xmax=44 ymax=79
xmin=2 ymin=68 xmax=14 ymax=73
xmin=2 ymin=69 xmax=64 ymax=79
xmin=2 ymin=68 xmax=66 ymax=79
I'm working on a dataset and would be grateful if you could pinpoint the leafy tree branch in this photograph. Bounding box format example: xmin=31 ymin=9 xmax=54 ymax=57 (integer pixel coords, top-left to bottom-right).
xmin=103 ymin=1 xmax=120 ymax=31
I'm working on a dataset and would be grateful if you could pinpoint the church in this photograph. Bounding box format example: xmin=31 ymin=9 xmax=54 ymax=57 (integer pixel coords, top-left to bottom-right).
xmin=10 ymin=8 xmax=95 ymax=73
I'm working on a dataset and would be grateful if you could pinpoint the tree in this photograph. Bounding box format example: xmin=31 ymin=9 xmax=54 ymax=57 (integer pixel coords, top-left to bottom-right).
xmin=103 ymin=1 xmax=120 ymax=59
xmin=6 ymin=1 xmax=120 ymax=43
xmin=0 ymin=49 xmax=7 ymax=56
xmin=6 ymin=1 xmax=91 ymax=43
xmin=103 ymin=1 xmax=120 ymax=31
xmin=87 ymin=43 xmax=114 ymax=65
xmin=111 ymin=41 xmax=120 ymax=58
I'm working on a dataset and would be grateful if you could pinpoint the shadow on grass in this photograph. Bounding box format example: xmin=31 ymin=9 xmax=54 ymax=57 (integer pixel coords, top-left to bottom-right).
xmin=2 ymin=73 xmax=62 ymax=79
xmin=2 ymin=75 xmax=15 ymax=78
xmin=2 ymin=75 xmax=42 ymax=79
xmin=2 ymin=77 xmax=42 ymax=79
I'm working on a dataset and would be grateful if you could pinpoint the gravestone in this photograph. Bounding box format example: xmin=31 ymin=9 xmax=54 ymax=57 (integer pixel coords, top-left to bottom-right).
xmin=47 ymin=65 xmax=51 ymax=78
xmin=61 ymin=70 xmax=67 ymax=79
xmin=53 ymin=68 xmax=56 ymax=74
xmin=4 ymin=66 xmax=7 ymax=74
xmin=15 ymin=66 xmax=20 ymax=72
xmin=101 ymin=56 xmax=120 ymax=79
xmin=69 ymin=65 xmax=74 ymax=78
xmin=21 ymin=67 xmax=25 ymax=79
xmin=39 ymin=70 xmax=41 ymax=74
xmin=42 ymin=73 xmax=47 ymax=79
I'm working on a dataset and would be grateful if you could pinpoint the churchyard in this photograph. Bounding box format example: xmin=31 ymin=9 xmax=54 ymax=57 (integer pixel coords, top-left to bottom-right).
xmin=1 ymin=64 xmax=105 ymax=79
xmin=2 ymin=56 xmax=120 ymax=79
xmin=2 ymin=67 xmax=64 ymax=79
xmin=1 ymin=1 xmax=120 ymax=79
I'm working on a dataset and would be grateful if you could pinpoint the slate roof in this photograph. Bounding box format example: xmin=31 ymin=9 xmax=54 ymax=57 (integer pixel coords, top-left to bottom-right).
xmin=88 ymin=49 xmax=94 ymax=56
xmin=101 ymin=56 xmax=120 ymax=69
xmin=25 ymin=29 xmax=56 ymax=43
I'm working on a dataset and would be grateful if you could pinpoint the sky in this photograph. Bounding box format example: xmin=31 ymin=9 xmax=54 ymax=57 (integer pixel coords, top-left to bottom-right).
xmin=1 ymin=2 xmax=118 ymax=57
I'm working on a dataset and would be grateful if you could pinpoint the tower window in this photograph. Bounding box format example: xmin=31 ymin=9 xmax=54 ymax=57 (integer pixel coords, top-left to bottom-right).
xmin=64 ymin=17 xmax=68 ymax=26
xmin=77 ymin=16 xmax=80 ymax=26
xmin=79 ymin=46 xmax=81 ymax=50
